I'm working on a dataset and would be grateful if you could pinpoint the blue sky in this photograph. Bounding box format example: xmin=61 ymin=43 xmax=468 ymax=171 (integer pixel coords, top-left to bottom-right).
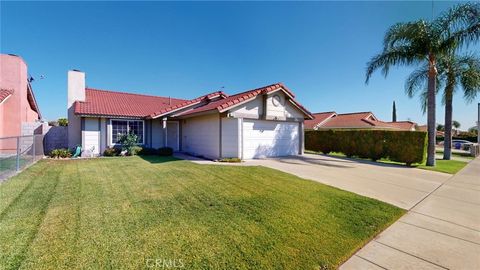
xmin=1 ymin=1 xmax=479 ymax=129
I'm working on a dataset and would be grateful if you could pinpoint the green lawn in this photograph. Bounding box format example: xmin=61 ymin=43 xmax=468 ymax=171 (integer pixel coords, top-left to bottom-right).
xmin=0 ymin=156 xmax=404 ymax=270
xmin=435 ymin=150 xmax=474 ymax=160
xmin=417 ymin=159 xmax=469 ymax=174
xmin=306 ymin=150 xmax=469 ymax=174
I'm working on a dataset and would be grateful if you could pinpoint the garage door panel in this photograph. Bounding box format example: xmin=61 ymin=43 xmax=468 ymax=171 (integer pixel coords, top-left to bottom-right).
xmin=243 ymin=120 xmax=299 ymax=159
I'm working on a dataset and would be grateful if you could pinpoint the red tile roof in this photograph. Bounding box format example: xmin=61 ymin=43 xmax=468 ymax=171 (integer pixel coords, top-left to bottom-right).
xmin=74 ymin=83 xmax=312 ymax=120
xmin=0 ymin=88 xmax=13 ymax=103
xmin=321 ymin=112 xmax=378 ymax=129
xmin=149 ymin=91 xmax=227 ymax=118
xmin=385 ymin=121 xmax=416 ymax=131
xmin=310 ymin=111 xmax=417 ymax=130
xmin=175 ymin=83 xmax=313 ymax=119
xmin=304 ymin=112 xmax=336 ymax=129
xmin=75 ymin=88 xmax=188 ymax=118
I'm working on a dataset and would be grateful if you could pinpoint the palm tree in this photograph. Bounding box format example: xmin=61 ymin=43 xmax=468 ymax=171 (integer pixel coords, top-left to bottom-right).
xmin=453 ymin=120 xmax=461 ymax=130
xmin=406 ymin=53 xmax=480 ymax=160
xmin=365 ymin=3 xmax=480 ymax=166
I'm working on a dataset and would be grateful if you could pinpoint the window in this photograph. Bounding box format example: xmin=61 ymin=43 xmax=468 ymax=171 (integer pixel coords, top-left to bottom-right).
xmin=111 ymin=120 xmax=144 ymax=144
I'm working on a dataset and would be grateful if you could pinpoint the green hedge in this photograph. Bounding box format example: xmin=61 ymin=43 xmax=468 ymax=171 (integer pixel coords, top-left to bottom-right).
xmin=305 ymin=130 xmax=427 ymax=165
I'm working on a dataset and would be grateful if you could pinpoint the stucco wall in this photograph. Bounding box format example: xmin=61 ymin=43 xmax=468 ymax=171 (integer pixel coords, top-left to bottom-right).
xmin=151 ymin=119 xmax=165 ymax=148
xmin=221 ymin=117 xmax=241 ymax=158
xmin=229 ymin=96 xmax=262 ymax=119
xmin=44 ymin=126 xmax=68 ymax=154
xmin=181 ymin=113 xmax=220 ymax=159
xmin=266 ymin=92 xmax=304 ymax=120
xmin=0 ymin=54 xmax=40 ymax=138
xmin=229 ymin=92 xmax=304 ymax=120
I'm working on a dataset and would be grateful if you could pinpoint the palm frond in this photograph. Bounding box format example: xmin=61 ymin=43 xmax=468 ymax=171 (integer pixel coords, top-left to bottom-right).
xmin=405 ymin=64 xmax=428 ymax=98
xmin=436 ymin=3 xmax=480 ymax=52
xmin=383 ymin=21 xmax=428 ymax=50
xmin=365 ymin=46 xmax=422 ymax=84
xmin=419 ymin=90 xmax=428 ymax=114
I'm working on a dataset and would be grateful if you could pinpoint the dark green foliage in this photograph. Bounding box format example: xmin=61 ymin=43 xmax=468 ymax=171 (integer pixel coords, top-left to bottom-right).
xmin=305 ymin=130 xmax=427 ymax=165
xmin=49 ymin=148 xmax=72 ymax=158
xmin=57 ymin=118 xmax=68 ymax=126
xmin=218 ymin=157 xmax=242 ymax=163
xmin=392 ymin=101 xmax=397 ymax=122
xmin=103 ymin=147 xmax=120 ymax=156
xmin=157 ymin=147 xmax=173 ymax=156
xmin=137 ymin=147 xmax=158 ymax=155
xmin=119 ymin=133 xmax=139 ymax=155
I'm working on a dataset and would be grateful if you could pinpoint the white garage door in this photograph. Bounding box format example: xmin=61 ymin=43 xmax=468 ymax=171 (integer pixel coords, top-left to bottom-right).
xmin=242 ymin=120 xmax=299 ymax=159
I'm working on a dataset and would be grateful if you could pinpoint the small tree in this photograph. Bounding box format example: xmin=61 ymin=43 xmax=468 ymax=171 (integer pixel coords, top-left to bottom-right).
xmin=392 ymin=101 xmax=397 ymax=122
xmin=437 ymin=124 xmax=445 ymax=131
xmin=58 ymin=118 xmax=68 ymax=126
xmin=119 ymin=133 xmax=138 ymax=156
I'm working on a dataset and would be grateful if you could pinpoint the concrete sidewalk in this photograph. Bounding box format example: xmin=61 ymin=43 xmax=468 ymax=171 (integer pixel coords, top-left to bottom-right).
xmin=341 ymin=157 xmax=480 ymax=269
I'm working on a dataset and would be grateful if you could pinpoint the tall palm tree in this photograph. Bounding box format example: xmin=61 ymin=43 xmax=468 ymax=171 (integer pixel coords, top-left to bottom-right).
xmin=365 ymin=3 xmax=480 ymax=166
xmin=406 ymin=53 xmax=480 ymax=160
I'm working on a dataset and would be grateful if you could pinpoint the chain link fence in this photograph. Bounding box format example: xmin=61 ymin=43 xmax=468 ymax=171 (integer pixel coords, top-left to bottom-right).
xmin=0 ymin=135 xmax=44 ymax=181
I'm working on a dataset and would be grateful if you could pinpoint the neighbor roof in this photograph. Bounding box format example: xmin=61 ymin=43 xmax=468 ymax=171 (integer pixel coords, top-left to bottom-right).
xmin=75 ymin=88 xmax=188 ymax=118
xmin=321 ymin=112 xmax=379 ymax=129
xmin=0 ymin=88 xmax=13 ymax=104
xmin=304 ymin=112 xmax=336 ymax=129
xmin=308 ymin=111 xmax=417 ymax=130
xmin=386 ymin=121 xmax=416 ymax=131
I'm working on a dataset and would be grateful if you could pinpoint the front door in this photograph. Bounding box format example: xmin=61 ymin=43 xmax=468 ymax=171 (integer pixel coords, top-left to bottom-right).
xmin=166 ymin=121 xmax=179 ymax=151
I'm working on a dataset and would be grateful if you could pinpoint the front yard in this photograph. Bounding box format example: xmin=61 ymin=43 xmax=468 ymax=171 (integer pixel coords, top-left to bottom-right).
xmin=0 ymin=156 xmax=403 ymax=269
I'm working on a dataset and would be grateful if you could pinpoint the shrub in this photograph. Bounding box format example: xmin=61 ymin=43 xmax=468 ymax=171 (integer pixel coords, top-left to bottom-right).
xmin=58 ymin=118 xmax=68 ymax=126
xmin=158 ymin=147 xmax=173 ymax=156
xmin=49 ymin=148 xmax=72 ymax=158
xmin=305 ymin=130 xmax=427 ymax=165
xmin=103 ymin=147 xmax=120 ymax=157
xmin=218 ymin=158 xmax=242 ymax=163
xmin=130 ymin=146 xmax=143 ymax=156
xmin=138 ymin=147 xmax=158 ymax=155
xmin=119 ymin=133 xmax=139 ymax=155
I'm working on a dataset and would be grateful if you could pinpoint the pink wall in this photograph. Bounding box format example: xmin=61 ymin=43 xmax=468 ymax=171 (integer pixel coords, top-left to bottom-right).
xmin=0 ymin=54 xmax=40 ymax=150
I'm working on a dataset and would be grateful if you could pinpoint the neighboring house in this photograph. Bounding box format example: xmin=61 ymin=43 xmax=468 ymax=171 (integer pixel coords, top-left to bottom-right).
xmin=305 ymin=111 xmax=416 ymax=131
xmin=67 ymin=70 xmax=313 ymax=159
xmin=416 ymin=125 xmax=445 ymax=136
xmin=0 ymin=54 xmax=42 ymax=152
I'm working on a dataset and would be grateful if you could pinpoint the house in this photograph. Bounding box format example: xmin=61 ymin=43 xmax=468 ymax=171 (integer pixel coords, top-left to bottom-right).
xmin=305 ymin=111 xmax=416 ymax=131
xmin=67 ymin=70 xmax=313 ymax=159
xmin=0 ymin=54 xmax=42 ymax=152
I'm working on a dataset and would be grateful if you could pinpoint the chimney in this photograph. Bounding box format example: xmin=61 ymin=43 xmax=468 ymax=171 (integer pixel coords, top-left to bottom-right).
xmin=67 ymin=70 xmax=85 ymax=149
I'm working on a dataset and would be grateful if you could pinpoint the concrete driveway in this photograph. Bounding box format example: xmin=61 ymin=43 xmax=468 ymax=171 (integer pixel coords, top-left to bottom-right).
xmin=341 ymin=157 xmax=480 ymax=269
xmin=246 ymin=154 xmax=451 ymax=210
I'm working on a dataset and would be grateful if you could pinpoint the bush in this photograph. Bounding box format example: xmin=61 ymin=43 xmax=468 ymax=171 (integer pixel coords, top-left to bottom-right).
xmin=58 ymin=118 xmax=68 ymax=126
xmin=305 ymin=130 xmax=427 ymax=165
xmin=49 ymin=148 xmax=72 ymax=158
xmin=130 ymin=146 xmax=143 ymax=156
xmin=103 ymin=147 xmax=120 ymax=156
xmin=218 ymin=158 xmax=242 ymax=163
xmin=138 ymin=147 xmax=158 ymax=155
xmin=158 ymin=147 xmax=173 ymax=156
xmin=119 ymin=133 xmax=139 ymax=155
